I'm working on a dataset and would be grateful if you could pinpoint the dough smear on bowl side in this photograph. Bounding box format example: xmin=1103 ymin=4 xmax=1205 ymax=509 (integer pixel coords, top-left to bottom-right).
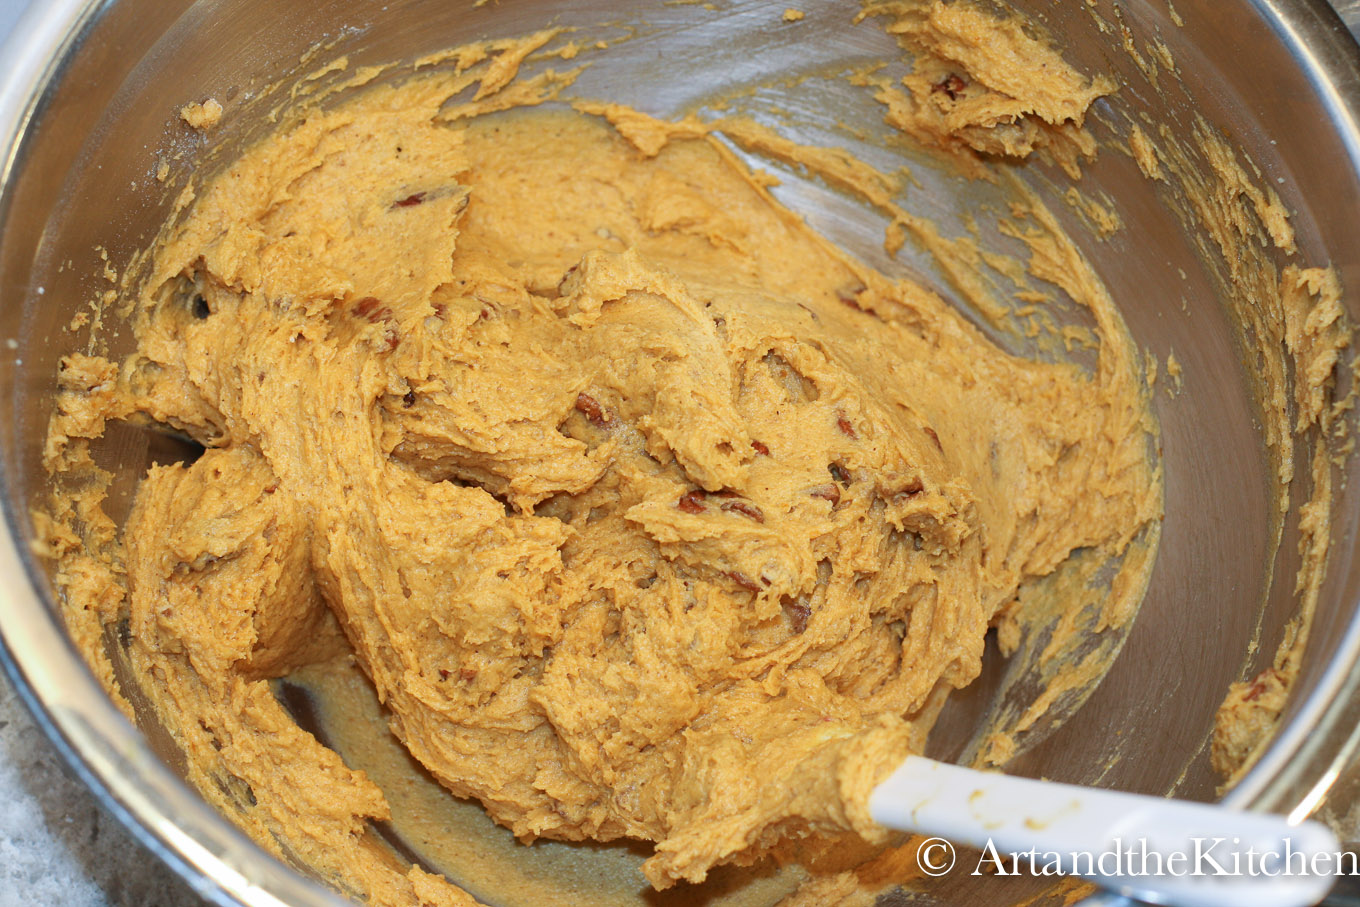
xmin=36 ymin=5 xmax=1171 ymax=906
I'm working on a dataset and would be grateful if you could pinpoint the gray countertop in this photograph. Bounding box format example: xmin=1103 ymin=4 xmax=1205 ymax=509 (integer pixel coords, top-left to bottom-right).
xmin=0 ymin=678 xmax=202 ymax=906
xmin=0 ymin=3 xmax=201 ymax=905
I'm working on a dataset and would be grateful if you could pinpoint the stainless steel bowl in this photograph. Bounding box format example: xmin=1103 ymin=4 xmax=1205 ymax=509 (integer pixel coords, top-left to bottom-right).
xmin=2 ymin=1 xmax=1360 ymax=905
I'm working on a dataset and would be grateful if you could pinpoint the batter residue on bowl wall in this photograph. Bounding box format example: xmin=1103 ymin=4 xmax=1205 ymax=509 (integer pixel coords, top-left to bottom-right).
xmin=36 ymin=2 xmax=1252 ymax=905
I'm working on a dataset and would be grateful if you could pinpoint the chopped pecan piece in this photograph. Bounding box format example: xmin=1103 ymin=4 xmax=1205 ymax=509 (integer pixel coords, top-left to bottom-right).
xmin=810 ymin=484 xmax=841 ymax=506
xmin=392 ymin=191 xmax=427 ymax=208
xmin=727 ymin=571 xmax=761 ymax=592
xmin=1242 ymin=668 xmax=1282 ymax=702
xmin=828 ymin=462 xmax=850 ymax=486
xmin=678 ymin=491 xmax=707 ymax=514
xmin=354 ymin=296 xmax=393 ymax=323
xmin=751 ymin=439 xmax=771 ymax=456
xmin=574 ymin=392 xmax=611 ymax=426
xmin=784 ymin=600 xmax=812 ymax=634
xmin=933 ymin=73 xmax=968 ymax=101
xmin=721 ymin=500 xmax=765 ymax=523
xmin=836 ymin=412 xmax=858 ymax=439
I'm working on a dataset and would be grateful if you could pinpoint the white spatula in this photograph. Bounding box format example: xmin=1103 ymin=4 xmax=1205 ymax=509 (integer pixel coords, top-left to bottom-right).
xmin=870 ymin=755 xmax=1340 ymax=907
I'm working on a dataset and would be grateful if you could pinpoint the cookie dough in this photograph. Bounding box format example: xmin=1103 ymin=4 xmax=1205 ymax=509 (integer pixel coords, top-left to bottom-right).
xmin=42 ymin=11 xmax=1160 ymax=906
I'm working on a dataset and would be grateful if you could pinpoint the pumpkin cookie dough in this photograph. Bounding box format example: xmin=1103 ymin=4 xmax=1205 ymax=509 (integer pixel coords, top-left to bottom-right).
xmin=40 ymin=15 xmax=1161 ymax=907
